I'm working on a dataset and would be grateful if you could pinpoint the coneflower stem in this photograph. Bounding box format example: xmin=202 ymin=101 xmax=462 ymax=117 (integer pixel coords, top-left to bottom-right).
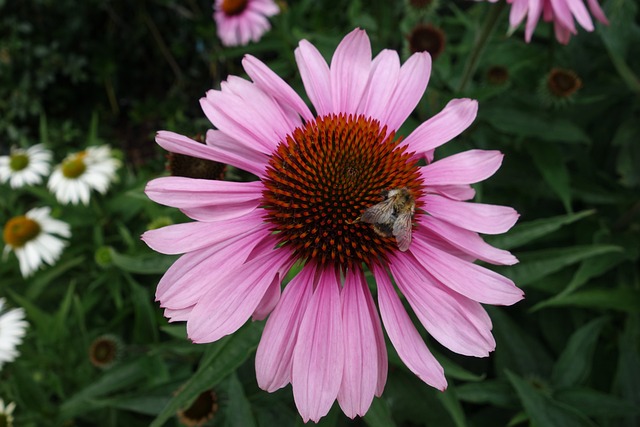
xmin=457 ymin=1 xmax=506 ymax=94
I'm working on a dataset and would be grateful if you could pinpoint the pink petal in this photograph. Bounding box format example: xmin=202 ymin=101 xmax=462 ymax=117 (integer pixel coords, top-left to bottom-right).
xmin=252 ymin=274 xmax=282 ymax=321
xmin=205 ymin=129 xmax=268 ymax=178
xmin=330 ymin=28 xmax=372 ymax=114
xmin=421 ymin=150 xmax=503 ymax=186
xmin=553 ymin=21 xmax=573 ymax=44
xmin=337 ymin=269 xmax=379 ymax=418
xmin=372 ymin=264 xmax=447 ymax=390
xmin=428 ymin=184 xmax=476 ymax=201
xmin=549 ymin=0 xmax=577 ymax=33
xmin=142 ymin=213 xmax=265 ymax=255
xmin=419 ymin=216 xmax=518 ymax=265
xmin=256 ymin=264 xmax=316 ymax=392
xmin=409 ymin=237 xmax=524 ymax=305
xmin=390 ymin=255 xmax=496 ymax=357
xmin=357 ymin=50 xmax=400 ymax=123
xmin=402 ymin=99 xmax=478 ymax=155
xmin=145 ymin=177 xmax=262 ymax=221
xmin=586 ymin=0 xmax=609 ymax=24
xmin=156 ymin=130 xmax=267 ymax=177
xmin=242 ymin=55 xmax=315 ymax=122
xmin=186 ymin=247 xmax=293 ymax=343
xmin=424 ymin=194 xmax=519 ymax=234
xmin=363 ymin=274 xmax=388 ymax=397
xmin=509 ymin=0 xmax=529 ymax=28
xmin=201 ymin=82 xmax=298 ymax=153
xmin=164 ymin=306 xmax=192 ymax=322
xmin=156 ymin=227 xmax=272 ymax=309
xmin=295 ymin=39 xmax=332 ymax=116
xmin=383 ymin=51 xmax=431 ymax=132
xmin=292 ymin=268 xmax=344 ymax=423
xmin=525 ymin=0 xmax=544 ymax=42
xmin=565 ymin=0 xmax=594 ymax=31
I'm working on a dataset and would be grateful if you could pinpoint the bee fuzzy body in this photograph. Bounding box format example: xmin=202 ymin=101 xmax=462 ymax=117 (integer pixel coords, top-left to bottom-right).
xmin=359 ymin=188 xmax=416 ymax=252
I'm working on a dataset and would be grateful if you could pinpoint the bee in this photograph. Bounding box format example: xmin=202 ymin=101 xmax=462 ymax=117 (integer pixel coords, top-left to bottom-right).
xmin=359 ymin=187 xmax=416 ymax=252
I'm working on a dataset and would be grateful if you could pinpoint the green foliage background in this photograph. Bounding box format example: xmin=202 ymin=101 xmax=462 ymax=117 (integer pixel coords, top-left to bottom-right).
xmin=1 ymin=0 xmax=639 ymax=426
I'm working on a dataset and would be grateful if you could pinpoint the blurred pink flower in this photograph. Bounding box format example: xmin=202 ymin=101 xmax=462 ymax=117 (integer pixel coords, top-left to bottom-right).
xmin=213 ymin=0 xmax=279 ymax=47
xmin=484 ymin=0 xmax=609 ymax=44
xmin=143 ymin=29 xmax=523 ymax=422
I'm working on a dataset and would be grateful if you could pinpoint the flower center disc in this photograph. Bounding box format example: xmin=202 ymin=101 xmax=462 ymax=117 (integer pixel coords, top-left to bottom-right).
xmin=9 ymin=153 xmax=29 ymax=172
xmin=221 ymin=0 xmax=248 ymax=16
xmin=3 ymin=216 xmax=41 ymax=248
xmin=262 ymin=113 xmax=423 ymax=268
xmin=61 ymin=154 xmax=87 ymax=179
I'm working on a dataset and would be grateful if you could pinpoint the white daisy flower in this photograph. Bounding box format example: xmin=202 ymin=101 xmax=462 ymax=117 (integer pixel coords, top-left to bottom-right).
xmin=47 ymin=145 xmax=121 ymax=205
xmin=0 ymin=398 xmax=16 ymax=427
xmin=0 ymin=298 xmax=28 ymax=370
xmin=0 ymin=144 xmax=52 ymax=188
xmin=2 ymin=207 xmax=71 ymax=277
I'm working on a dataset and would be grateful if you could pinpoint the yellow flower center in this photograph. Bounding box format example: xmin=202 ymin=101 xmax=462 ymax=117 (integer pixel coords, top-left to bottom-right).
xmin=3 ymin=216 xmax=41 ymax=248
xmin=221 ymin=0 xmax=248 ymax=16
xmin=61 ymin=153 xmax=87 ymax=179
xmin=9 ymin=153 xmax=29 ymax=172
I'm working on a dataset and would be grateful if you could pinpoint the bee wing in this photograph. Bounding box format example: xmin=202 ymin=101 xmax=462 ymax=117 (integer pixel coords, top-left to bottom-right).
xmin=393 ymin=212 xmax=413 ymax=252
xmin=360 ymin=199 xmax=395 ymax=224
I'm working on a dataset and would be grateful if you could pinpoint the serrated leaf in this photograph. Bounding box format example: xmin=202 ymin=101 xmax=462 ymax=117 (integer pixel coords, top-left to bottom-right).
xmin=505 ymin=370 xmax=598 ymax=427
xmin=486 ymin=210 xmax=594 ymax=250
xmin=528 ymin=143 xmax=572 ymax=212
xmin=552 ymin=317 xmax=608 ymax=388
xmin=150 ymin=322 xmax=262 ymax=427
xmin=497 ymin=244 xmax=622 ymax=287
xmin=363 ymin=397 xmax=397 ymax=427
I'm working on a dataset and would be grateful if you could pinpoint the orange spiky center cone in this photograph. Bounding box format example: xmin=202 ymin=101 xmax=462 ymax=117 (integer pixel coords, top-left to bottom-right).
xmin=262 ymin=113 xmax=424 ymax=269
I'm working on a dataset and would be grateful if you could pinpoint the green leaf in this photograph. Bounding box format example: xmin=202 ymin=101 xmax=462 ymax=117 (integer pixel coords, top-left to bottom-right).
xmin=127 ymin=278 xmax=160 ymax=343
xmin=505 ymin=370 xmax=598 ymax=427
xmin=479 ymin=107 xmax=590 ymax=143
xmin=527 ymin=143 xmax=572 ymax=212
xmin=564 ymin=251 xmax=628 ymax=295
xmin=60 ymin=357 xmax=154 ymax=419
xmin=555 ymin=387 xmax=640 ymax=418
xmin=497 ymin=244 xmax=622 ymax=287
xmin=489 ymin=307 xmax=554 ymax=377
xmin=486 ymin=210 xmax=594 ymax=250
xmin=456 ymin=380 xmax=517 ymax=408
xmin=150 ymin=322 xmax=262 ymax=427
xmin=532 ymin=251 xmax=627 ymax=311
xmin=599 ymin=0 xmax=640 ymax=94
xmin=613 ymin=316 xmax=640 ymax=426
xmin=436 ymin=384 xmax=468 ymax=427
xmin=225 ymin=374 xmax=257 ymax=427
xmin=532 ymin=287 xmax=640 ymax=313
xmin=108 ymin=247 xmax=178 ymax=275
xmin=363 ymin=397 xmax=397 ymax=427
xmin=551 ymin=317 xmax=608 ymax=388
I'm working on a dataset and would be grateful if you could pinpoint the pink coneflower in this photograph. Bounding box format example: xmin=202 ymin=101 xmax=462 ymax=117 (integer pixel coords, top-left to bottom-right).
xmin=213 ymin=0 xmax=279 ymax=47
xmin=143 ymin=29 xmax=523 ymax=422
xmin=483 ymin=0 xmax=609 ymax=44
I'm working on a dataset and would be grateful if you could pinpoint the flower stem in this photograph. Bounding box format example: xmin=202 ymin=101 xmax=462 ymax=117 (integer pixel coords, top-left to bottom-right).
xmin=457 ymin=1 xmax=506 ymax=94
